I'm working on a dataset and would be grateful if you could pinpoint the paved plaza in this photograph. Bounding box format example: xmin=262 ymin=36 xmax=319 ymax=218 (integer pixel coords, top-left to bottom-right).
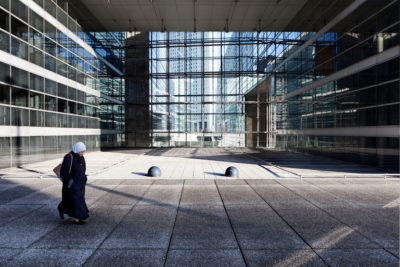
xmin=0 ymin=148 xmax=399 ymax=266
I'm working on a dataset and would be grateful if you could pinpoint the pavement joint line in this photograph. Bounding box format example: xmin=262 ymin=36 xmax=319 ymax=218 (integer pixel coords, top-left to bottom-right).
xmin=244 ymin=179 xmax=331 ymax=267
xmin=163 ymin=179 xmax=185 ymax=267
xmin=257 ymin=164 xmax=281 ymax=178
xmin=3 ymin=178 xmax=126 ymax=264
xmin=82 ymin=179 xmax=156 ymax=266
xmin=0 ymin=204 xmax=45 ymax=227
xmin=214 ymin=179 xmax=249 ymax=267
xmin=0 ymin=183 xmax=57 ymax=205
xmin=273 ymin=179 xmax=400 ymax=259
xmin=300 ymin=179 xmax=399 ymax=224
xmin=243 ymin=152 xmax=299 ymax=178
xmin=266 ymin=161 xmax=302 ymax=177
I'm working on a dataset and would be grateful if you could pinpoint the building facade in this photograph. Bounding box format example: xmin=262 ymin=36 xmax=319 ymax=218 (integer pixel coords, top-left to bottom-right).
xmin=146 ymin=32 xmax=267 ymax=147
xmin=0 ymin=0 xmax=123 ymax=168
xmin=1 ymin=0 xmax=398 ymax=173
xmin=247 ymin=0 xmax=400 ymax=172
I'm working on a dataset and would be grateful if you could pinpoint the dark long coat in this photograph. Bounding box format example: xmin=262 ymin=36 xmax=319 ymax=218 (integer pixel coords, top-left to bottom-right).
xmin=57 ymin=151 xmax=89 ymax=220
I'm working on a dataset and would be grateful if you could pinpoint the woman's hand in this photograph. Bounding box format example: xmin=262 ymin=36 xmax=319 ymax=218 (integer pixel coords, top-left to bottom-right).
xmin=68 ymin=179 xmax=74 ymax=188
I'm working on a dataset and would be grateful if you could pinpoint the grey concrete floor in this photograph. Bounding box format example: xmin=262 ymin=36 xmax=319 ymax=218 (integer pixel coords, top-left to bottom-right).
xmin=0 ymin=148 xmax=399 ymax=266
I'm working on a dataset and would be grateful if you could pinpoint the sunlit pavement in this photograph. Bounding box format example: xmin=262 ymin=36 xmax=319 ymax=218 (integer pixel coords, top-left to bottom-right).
xmin=0 ymin=148 xmax=398 ymax=266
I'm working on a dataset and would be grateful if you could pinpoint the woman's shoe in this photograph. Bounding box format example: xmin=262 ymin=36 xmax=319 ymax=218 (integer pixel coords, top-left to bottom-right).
xmin=57 ymin=207 xmax=64 ymax=220
xmin=73 ymin=220 xmax=85 ymax=225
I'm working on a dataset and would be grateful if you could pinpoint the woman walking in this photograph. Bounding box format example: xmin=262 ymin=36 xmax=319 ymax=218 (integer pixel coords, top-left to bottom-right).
xmin=57 ymin=142 xmax=89 ymax=224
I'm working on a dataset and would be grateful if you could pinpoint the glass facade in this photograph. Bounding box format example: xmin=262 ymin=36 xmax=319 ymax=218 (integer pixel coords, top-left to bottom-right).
xmin=0 ymin=0 xmax=124 ymax=168
xmin=259 ymin=0 xmax=399 ymax=172
xmin=140 ymin=0 xmax=399 ymax=171
xmin=0 ymin=0 xmax=398 ymax=172
xmin=86 ymin=32 xmax=125 ymax=147
xmin=147 ymin=32 xmax=278 ymax=147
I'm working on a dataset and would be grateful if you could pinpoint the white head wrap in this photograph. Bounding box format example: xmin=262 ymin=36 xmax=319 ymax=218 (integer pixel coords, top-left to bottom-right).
xmin=72 ymin=142 xmax=86 ymax=153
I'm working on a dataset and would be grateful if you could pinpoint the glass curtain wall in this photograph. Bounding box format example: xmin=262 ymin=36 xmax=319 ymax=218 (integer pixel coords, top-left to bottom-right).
xmin=269 ymin=0 xmax=399 ymax=172
xmin=0 ymin=0 xmax=124 ymax=167
xmin=149 ymin=32 xmax=274 ymax=147
xmin=87 ymin=32 xmax=125 ymax=147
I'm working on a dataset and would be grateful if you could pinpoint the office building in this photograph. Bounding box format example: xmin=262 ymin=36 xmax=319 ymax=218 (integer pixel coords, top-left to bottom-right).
xmin=0 ymin=0 xmax=398 ymax=172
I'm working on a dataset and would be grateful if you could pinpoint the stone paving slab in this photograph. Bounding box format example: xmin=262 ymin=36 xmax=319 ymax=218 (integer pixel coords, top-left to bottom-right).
xmin=8 ymin=185 xmax=61 ymax=205
xmin=271 ymin=207 xmax=380 ymax=249
xmin=120 ymin=179 xmax=155 ymax=185
xmin=180 ymin=185 xmax=223 ymax=206
xmin=0 ymin=205 xmax=59 ymax=248
xmin=388 ymin=248 xmax=399 ymax=256
xmin=170 ymin=205 xmax=238 ymax=249
xmin=5 ymin=248 xmax=93 ymax=267
xmin=94 ymin=185 xmax=149 ymax=205
xmin=313 ymin=183 xmax=400 ymax=206
xmin=165 ymin=249 xmax=245 ymax=267
xmin=84 ymin=249 xmax=165 ymax=267
xmin=280 ymin=182 xmax=397 ymax=222
xmin=0 ymin=205 xmax=43 ymax=226
xmin=0 ymin=148 xmax=398 ymax=266
xmin=184 ymin=179 xmax=216 ymax=185
xmin=249 ymin=186 xmax=380 ymax=249
xmin=0 ymin=249 xmax=22 ymax=264
xmin=217 ymin=185 xmax=265 ymax=205
xmin=0 ymin=185 xmax=47 ymax=205
xmin=137 ymin=185 xmax=182 ymax=206
xmin=1 ymin=148 xmax=396 ymax=180
xmin=242 ymin=249 xmax=326 ymax=266
xmin=0 ymin=183 xmax=20 ymax=192
xmin=31 ymin=204 xmax=132 ymax=249
xmin=315 ymin=248 xmax=399 ymax=266
xmin=101 ymin=205 xmax=177 ymax=249
xmin=225 ymin=205 xmax=306 ymax=249
xmin=215 ymin=179 xmax=248 ymax=185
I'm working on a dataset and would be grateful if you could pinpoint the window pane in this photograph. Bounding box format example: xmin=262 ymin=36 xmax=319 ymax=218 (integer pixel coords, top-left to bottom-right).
xmin=11 ymin=87 xmax=28 ymax=106
xmin=11 ymin=107 xmax=29 ymax=126
xmin=29 ymin=10 xmax=43 ymax=32
xmin=77 ymin=103 xmax=84 ymax=115
xmin=11 ymin=67 xmax=28 ymax=88
xmin=11 ymin=37 xmax=28 ymax=60
xmin=30 ymin=73 xmax=44 ymax=92
xmin=0 ymin=62 xmax=10 ymax=83
xmin=45 ymin=95 xmax=56 ymax=111
xmin=45 ymin=112 xmax=56 ymax=127
xmin=0 ymin=84 xmax=10 ymax=104
xmin=0 ymin=105 xmax=10 ymax=125
xmin=57 ymin=98 xmax=67 ymax=112
xmin=34 ymin=0 xmax=44 ymax=8
xmin=0 ymin=0 xmax=9 ymax=10
xmin=0 ymin=31 xmax=9 ymax=52
xmin=11 ymin=17 xmax=28 ymax=41
xmin=44 ymin=21 xmax=56 ymax=40
xmin=45 ymin=79 xmax=57 ymax=95
xmin=57 ymin=113 xmax=67 ymax=127
xmin=30 ymin=91 xmax=44 ymax=109
xmin=29 ymin=29 xmax=44 ymax=50
xmin=0 ymin=8 xmax=9 ymax=31
xmin=68 ymin=101 xmax=75 ymax=113
xmin=57 ymin=83 xmax=67 ymax=98
xmin=29 ymin=46 xmax=43 ymax=67
xmin=45 ymin=54 xmax=56 ymax=72
xmin=68 ymin=87 xmax=76 ymax=100
xmin=44 ymin=0 xmax=56 ymax=18
xmin=11 ymin=0 xmax=27 ymax=22
xmin=30 ymin=110 xmax=44 ymax=127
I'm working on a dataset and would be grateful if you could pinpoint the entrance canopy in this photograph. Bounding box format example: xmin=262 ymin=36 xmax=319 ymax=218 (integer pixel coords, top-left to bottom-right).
xmin=70 ymin=0 xmax=352 ymax=32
